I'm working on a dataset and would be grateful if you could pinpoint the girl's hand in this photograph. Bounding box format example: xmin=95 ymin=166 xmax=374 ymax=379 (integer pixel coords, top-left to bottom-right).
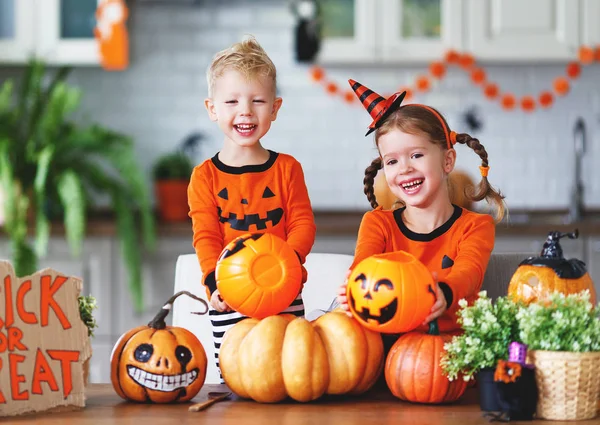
xmin=210 ymin=289 xmax=231 ymax=312
xmin=336 ymin=269 xmax=353 ymax=317
xmin=423 ymin=272 xmax=448 ymax=325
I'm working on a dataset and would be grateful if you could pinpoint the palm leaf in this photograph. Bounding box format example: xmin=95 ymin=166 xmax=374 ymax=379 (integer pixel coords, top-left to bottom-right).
xmin=11 ymin=239 xmax=37 ymax=278
xmin=101 ymin=138 xmax=156 ymax=249
xmin=113 ymin=190 xmax=144 ymax=313
xmin=2 ymin=59 xmax=156 ymax=309
xmin=33 ymin=145 xmax=54 ymax=256
xmin=57 ymin=170 xmax=86 ymax=258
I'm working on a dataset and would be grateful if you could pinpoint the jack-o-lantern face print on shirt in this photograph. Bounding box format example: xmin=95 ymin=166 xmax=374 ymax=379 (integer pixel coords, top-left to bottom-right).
xmin=216 ymin=185 xmax=283 ymax=231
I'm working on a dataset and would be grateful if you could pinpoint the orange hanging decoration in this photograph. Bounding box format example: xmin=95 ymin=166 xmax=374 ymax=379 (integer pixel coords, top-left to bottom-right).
xmin=566 ymin=62 xmax=581 ymax=79
xmin=445 ymin=50 xmax=460 ymax=64
xmin=471 ymin=68 xmax=486 ymax=85
xmin=429 ymin=62 xmax=446 ymax=79
xmin=459 ymin=53 xmax=475 ymax=69
xmin=539 ymin=91 xmax=554 ymax=108
xmin=483 ymin=83 xmax=499 ymax=99
xmin=310 ymin=66 xmax=325 ymax=81
xmin=501 ymin=94 xmax=516 ymax=110
xmin=343 ymin=90 xmax=355 ymax=103
xmin=326 ymin=82 xmax=338 ymax=94
xmin=309 ymin=45 xmax=599 ymax=112
xmin=94 ymin=0 xmax=129 ymax=71
xmin=553 ymin=77 xmax=570 ymax=96
xmin=521 ymin=96 xmax=536 ymax=112
xmin=578 ymin=46 xmax=595 ymax=64
xmin=415 ymin=75 xmax=431 ymax=92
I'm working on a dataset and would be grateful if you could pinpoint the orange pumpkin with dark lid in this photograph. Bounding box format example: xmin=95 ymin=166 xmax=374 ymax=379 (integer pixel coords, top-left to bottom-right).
xmin=507 ymin=229 xmax=596 ymax=304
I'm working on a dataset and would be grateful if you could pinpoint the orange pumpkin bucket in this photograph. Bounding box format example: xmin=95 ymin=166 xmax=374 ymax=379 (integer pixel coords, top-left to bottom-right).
xmin=346 ymin=251 xmax=436 ymax=334
xmin=215 ymin=233 xmax=302 ymax=319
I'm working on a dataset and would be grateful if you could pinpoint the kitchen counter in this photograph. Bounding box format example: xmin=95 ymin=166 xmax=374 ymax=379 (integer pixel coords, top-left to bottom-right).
xmin=12 ymin=209 xmax=600 ymax=238
xmin=9 ymin=384 xmax=594 ymax=424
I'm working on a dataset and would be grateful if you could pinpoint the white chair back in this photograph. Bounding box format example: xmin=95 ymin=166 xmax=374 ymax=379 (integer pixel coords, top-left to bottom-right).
xmin=172 ymin=252 xmax=353 ymax=384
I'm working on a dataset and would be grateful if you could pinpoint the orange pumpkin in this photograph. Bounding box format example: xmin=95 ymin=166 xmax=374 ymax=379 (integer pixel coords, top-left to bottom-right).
xmin=346 ymin=251 xmax=436 ymax=334
xmin=507 ymin=230 xmax=596 ymax=305
xmin=219 ymin=311 xmax=384 ymax=403
xmin=385 ymin=320 xmax=468 ymax=404
xmin=111 ymin=291 xmax=208 ymax=403
xmin=216 ymin=233 xmax=302 ymax=319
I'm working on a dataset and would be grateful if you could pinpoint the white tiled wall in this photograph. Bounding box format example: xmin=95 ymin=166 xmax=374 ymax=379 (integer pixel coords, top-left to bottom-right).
xmin=1 ymin=0 xmax=599 ymax=210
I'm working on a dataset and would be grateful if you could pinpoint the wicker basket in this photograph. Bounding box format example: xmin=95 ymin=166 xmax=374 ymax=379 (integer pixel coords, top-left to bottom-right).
xmin=532 ymin=350 xmax=600 ymax=420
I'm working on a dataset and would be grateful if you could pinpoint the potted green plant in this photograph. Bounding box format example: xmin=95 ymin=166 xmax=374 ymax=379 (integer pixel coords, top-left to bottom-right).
xmin=517 ymin=291 xmax=600 ymax=421
xmin=0 ymin=60 xmax=155 ymax=313
xmin=440 ymin=291 xmax=522 ymax=411
xmin=152 ymin=151 xmax=194 ymax=222
xmin=78 ymin=294 xmax=97 ymax=385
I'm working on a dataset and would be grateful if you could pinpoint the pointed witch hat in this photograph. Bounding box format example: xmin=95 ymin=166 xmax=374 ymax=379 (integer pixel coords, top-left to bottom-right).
xmin=349 ymin=79 xmax=406 ymax=136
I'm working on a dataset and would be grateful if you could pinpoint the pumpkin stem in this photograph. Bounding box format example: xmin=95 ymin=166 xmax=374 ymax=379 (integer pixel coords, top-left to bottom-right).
xmin=148 ymin=291 xmax=209 ymax=330
xmin=428 ymin=319 xmax=440 ymax=336
xmin=540 ymin=229 xmax=578 ymax=259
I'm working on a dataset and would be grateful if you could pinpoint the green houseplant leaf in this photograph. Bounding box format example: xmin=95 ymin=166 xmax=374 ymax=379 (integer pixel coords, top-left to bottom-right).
xmin=153 ymin=152 xmax=194 ymax=181
xmin=0 ymin=59 xmax=156 ymax=313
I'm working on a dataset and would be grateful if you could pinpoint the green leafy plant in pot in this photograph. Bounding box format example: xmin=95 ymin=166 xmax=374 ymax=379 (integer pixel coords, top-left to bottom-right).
xmin=0 ymin=60 xmax=155 ymax=313
xmin=517 ymin=291 xmax=600 ymax=420
xmin=440 ymin=291 xmax=523 ymax=411
xmin=152 ymin=136 xmax=199 ymax=222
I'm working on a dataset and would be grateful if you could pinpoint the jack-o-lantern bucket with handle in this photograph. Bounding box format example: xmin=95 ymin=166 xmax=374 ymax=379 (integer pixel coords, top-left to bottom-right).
xmin=110 ymin=291 xmax=209 ymax=403
xmin=346 ymin=251 xmax=436 ymax=334
xmin=507 ymin=229 xmax=596 ymax=305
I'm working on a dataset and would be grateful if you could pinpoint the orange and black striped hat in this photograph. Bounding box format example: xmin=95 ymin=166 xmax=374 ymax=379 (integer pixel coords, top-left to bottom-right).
xmin=349 ymin=79 xmax=406 ymax=136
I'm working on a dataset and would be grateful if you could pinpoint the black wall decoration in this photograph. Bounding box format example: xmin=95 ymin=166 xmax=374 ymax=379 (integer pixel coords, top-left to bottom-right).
xmin=291 ymin=0 xmax=321 ymax=63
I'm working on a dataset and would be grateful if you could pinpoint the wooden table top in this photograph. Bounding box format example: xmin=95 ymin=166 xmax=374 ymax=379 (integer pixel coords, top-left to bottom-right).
xmin=7 ymin=383 xmax=592 ymax=424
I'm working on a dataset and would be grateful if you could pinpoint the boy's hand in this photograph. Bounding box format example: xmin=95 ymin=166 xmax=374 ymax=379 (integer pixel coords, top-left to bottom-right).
xmin=423 ymin=272 xmax=448 ymax=325
xmin=210 ymin=289 xmax=231 ymax=313
xmin=336 ymin=269 xmax=353 ymax=317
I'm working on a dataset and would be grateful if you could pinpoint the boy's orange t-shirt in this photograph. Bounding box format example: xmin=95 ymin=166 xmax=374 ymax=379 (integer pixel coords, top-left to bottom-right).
xmin=188 ymin=150 xmax=316 ymax=296
xmin=350 ymin=205 xmax=495 ymax=333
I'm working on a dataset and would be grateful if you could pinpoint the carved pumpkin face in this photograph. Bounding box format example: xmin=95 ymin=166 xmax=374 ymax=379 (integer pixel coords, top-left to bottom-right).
xmin=217 ymin=185 xmax=283 ymax=231
xmin=111 ymin=292 xmax=209 ymax=403
xmin=216 ymin=233 xmax=302 ymax=319
xmin=507 ymin=230 xmax=597 ymax=305
xmin=346 ymin=251 xmax=435 ymax=334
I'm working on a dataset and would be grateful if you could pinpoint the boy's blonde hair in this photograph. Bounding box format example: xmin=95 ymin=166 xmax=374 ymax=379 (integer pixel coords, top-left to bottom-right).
xmin=206 ymin=36 xmax=277 ymax=97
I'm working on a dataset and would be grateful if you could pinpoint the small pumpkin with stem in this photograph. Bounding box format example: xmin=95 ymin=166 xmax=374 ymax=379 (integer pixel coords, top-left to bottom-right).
xmin=507 ymin=229 xmax=596 ymax=305
xmin=385 ymin=320 xmax=468 ymax=404
xmin=110 ymin=291 xmax=209 ymax=403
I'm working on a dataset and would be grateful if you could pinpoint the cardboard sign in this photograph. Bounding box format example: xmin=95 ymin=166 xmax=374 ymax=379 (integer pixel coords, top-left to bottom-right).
xmin=0 ymin=261 xmax=91 ymax=417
